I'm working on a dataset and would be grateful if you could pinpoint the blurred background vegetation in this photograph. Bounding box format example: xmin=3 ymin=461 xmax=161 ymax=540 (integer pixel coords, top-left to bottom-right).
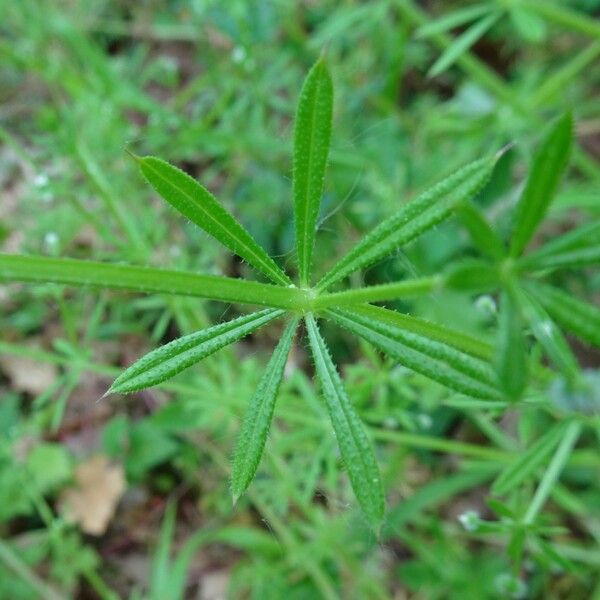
xmin=1 ymin=1 xmax=599 ymax=598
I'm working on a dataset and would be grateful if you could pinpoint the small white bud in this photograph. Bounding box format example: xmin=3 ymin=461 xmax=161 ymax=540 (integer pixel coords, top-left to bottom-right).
xmin=458 ymin=509 xmax=479 ymax=532
xmin=34 ymin=173 xmax=49 ymax=188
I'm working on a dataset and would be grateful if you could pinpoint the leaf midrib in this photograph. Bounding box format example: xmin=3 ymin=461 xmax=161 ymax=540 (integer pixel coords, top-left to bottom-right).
xmin=298 ymin=70 xmax=325 ymax=285
xmin=308 ymin=318 xmax=376 ymax=508
xmin=237 ymin=320 xmax=297 ymax=481
xmin=145 ymin=160 xmax=290 ymax=286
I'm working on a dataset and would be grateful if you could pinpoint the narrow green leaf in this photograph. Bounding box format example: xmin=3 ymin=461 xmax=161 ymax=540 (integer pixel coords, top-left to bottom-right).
xmin=428 ymin=12 xmax=501 ymax=77
xmin=518 ymin=221 xmax=600 ymax=272
xmin=416 ymin=3 xmax=493 ymax=38
xmin=293 ymin=56 xmax=333 ymax=285
xmin=137 ymin=156 xmax=292 ymax=286
xmin=109 ymin=309 xmax=284 ymax=394
xmin=491 ymin=421 xmax=569 ymax=496
xmin=336 ymin=303 xmax=493 ymax=360
xmin=456 ymin=201 xmax=506 ymax=260
xmin=516 ymin=288 xmax=580 ymax=380
xmin=317 ymin=155 xmax=497 ymax=291
xmin=327 ymin=308 xmax=500 ymax=399
xmin=305 ymin=315 xmax=384 ymax=527
xmin=526 ymin=282 xmax=600 ymax=348
xmin=509 ymin=113 xmax=573 ymax=257
xmin=494 ymin=289 xmax=527 ymax=401
xmin=312 ymin=276 xmax=441 ymax=309
xmin=445 ymin=258 xmax=499 ymax=293
xmin=231 ymin=318 xmax=300 ymax=502
xmin=0 ymin=253 xmax=305 ymax=310
xmin=509 ymin=7 xmax=547 ymax=43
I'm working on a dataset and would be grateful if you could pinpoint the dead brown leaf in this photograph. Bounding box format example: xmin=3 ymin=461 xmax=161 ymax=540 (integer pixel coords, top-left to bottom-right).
xmin=60 ymin=455 xmax=126 ymax=536
xmin=0 ymin=353 xmax=58 ymax=395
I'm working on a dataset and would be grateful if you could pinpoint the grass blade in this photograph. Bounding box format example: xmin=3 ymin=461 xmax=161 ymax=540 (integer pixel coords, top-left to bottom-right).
xmin=109 ymin=309 xmax=284 ymax=394
xmin=491 ymin=421 xmax=569 ymax=496
xmin=293 ymin=56 xmax=333 ymax=285
xmin=416 ymin=3 xmax=494 ymax=38
xmin=317 ymin=155 xmax=497 ymax=291
xmin=509 ymin=113 xmax=573 ymax=257
xmin=231 ymin=318 xmax=300 ymax=502
xmin=428 ymin=12 xmax=501 ymax=78
xmin=518 ymin=221 xmax=600 ymax=272
xmin=494 ymin=289 xmax=527 ymax=401
xmin=305 ymin=315 xmax=384 ymax=527
xmin=526 ymin=282 xmax=600 ymax=348
xmin=327 ymin=308 xmax=500 ymax=399
xmin=136 ymin=156 xmax=292 ymax=286
xmin=0 ymin=253 xmax=305 ymax=310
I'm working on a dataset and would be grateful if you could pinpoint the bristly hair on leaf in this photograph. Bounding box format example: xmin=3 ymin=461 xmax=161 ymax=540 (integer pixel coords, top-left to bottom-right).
xmin=231 ymin=317 xmax=300 ymax=504
xmin=293 ymin=55 xmax=333 ymax=287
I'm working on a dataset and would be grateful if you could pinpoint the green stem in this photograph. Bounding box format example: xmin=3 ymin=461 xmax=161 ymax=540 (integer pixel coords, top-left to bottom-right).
xmin=0 ymin=539 xmax=65 ymax=600
xmin=0 ymin=253 xmax=306 ymax=310
xmin=523 ymin=420 xmax=582 ymax=525
xmin=75 ymin=142 xmax=147 ymax=258
xmin=313 ymin=276 xmax=441 ymax=309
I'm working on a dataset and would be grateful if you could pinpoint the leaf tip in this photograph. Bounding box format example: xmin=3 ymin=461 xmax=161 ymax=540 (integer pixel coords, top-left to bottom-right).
xmin=124 ymin=145 xmax=142 ymax=164
xmin=495 ymin=142 xmax=514 ymax=162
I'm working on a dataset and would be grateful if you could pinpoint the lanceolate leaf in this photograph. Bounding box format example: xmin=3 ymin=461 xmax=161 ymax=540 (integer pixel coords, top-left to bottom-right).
xmin=327 ymin=308 xmax=500 ymax=399
xmin=516 ymin=288 xmax=580 ymax=380
xmin=518 ymin=221 xmax=600 ymax=272
xmin=337 ymin=303 xmax=493 ymax=360
xmin=445 ymin=258 xmax=499 ymax=293
xmin=456 ymin=201 xmax=506 ymax=260
xmin=109 ymin=309 xmax=284 ymax=394
xmin=494 ymin=289 xmax=527 ymax=401
xmin=526 ymin=282 xmax=600 ymax=348
xmin=137 ymin=156 xmax=292 ymax=286
xmin=305 ymin=315 xmax=384 ymax=527
xmin=231 ymin=318 xmax=300 ymax=502
xmin=293 ymin=56 xmax=333 ymax=285
xmin=317 ymin=155 xmax=497 ymax=291
xmin=509 ymin=113 xmax=573 ymax=257
xmin=491 ymin=421 xmax=569 ymax=496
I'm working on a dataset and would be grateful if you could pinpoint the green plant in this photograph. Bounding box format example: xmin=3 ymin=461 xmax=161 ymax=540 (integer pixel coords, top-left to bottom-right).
xmin=1 ymin=55 xmax=599 ymax=536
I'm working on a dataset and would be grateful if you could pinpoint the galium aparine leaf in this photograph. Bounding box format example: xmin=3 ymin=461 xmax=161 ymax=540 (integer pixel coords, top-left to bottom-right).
xmin=137 ymin=156 xmax=292 ymax=286
xmin=306 ymin=314 xmax=385 ymax=527
xmin=509 ymin=112 xmax=573 ymax=257
xmin=109 ymin=309 xmax=284 ymax=394
xmin=317 ymin=154 xmax=498 ymax=291
xmin=293 ymin=56 xmax=333 ymax=286
xmin=526 ymin=282 xmax=600 ymax=349
xmin=328 ymin=307 xmax=501 ymax=400
xmin=494 ymin=288 xmax=528 ymax=401
xmin=231 ymin=317 xmax=300 ymax=503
